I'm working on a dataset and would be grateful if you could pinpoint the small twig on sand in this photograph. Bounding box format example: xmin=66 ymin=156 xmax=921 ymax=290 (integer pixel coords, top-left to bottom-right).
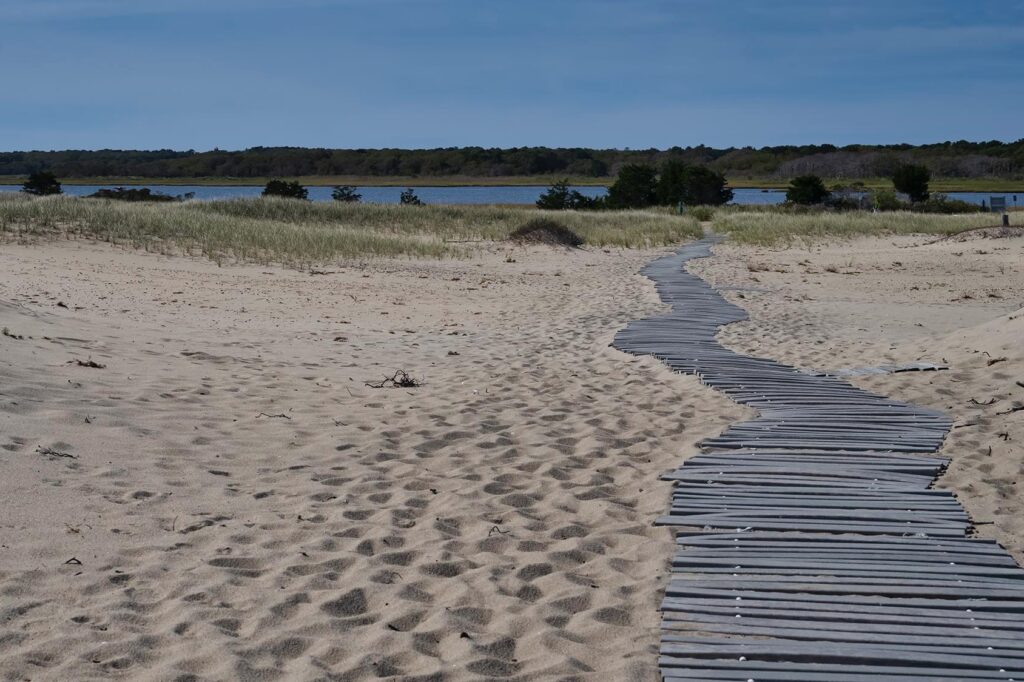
xmin=69 ymin=358 xmax=106 ymax=369
xmin=996 ymin=404 xmax=1024 ymax=416
xmin=969 ymin=397 xmax=997 ymax=406
xmin=366 ymin=370 xmax=421 ymax=389
xmin=257 ymin=412 xmax=292 ymax=420
xmin=987 ymin=356 xmax=1008 ymax=366
xmin=37 ymin=446 xmax=77 ymax=459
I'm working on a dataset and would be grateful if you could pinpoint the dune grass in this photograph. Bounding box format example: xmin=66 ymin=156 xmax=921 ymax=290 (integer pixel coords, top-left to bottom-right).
xmin=713 ymin=210 xmax=1018 ymax=246
xmin=0 ymin=194 xmax=701 ymax=266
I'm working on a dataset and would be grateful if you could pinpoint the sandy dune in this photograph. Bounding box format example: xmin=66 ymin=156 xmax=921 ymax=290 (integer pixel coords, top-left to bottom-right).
xmin=691 ymin=232 xmax=1024 ymax=561
xmin=0 ymin=241 xmax=742 ymax=681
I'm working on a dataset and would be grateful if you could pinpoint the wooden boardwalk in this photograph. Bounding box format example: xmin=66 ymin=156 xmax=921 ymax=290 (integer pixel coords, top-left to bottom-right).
xmin=614 ymin=239 xmax=1024 ymax=681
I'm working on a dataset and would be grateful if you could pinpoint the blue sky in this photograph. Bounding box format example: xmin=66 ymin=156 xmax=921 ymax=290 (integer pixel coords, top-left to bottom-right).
xmin=2 ymin=0 xmax=1022 ymax=150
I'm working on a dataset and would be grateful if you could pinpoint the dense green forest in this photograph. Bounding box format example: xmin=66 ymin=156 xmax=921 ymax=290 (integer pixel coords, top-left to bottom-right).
xmin=2 ymin=141 xmax=1023 ymax=180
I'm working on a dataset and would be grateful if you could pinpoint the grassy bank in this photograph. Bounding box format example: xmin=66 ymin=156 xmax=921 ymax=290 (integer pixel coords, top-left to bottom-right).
xmin=0 ymin=194 xmax=701 ymax=265
xmin=713 ymin=210 xmax=1019 ymax=245
xmin=2 ymin=175 xmax=1023 ymax=192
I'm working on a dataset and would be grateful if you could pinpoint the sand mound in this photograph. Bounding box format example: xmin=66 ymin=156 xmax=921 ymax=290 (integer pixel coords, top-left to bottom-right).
xmin=509 ymin=219 xmax=584 ymax=247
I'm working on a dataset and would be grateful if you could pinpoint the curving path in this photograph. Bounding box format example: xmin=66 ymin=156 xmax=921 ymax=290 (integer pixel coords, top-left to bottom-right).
xmin=614 ymin=238 xmax=1024 ymax=681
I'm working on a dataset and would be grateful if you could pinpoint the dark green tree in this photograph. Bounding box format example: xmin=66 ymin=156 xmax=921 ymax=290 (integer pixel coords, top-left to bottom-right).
xmin=536 ymin=179 xmax=598 ymax=210
xmin=21 ymin=171 xmax=62 ymax=196
xmin=262 ymin=179 xmax=308 ymax=200
xmin=569 ymin=192 xmax=601 ymax=209
xmin=331 ymin=185 xmax=361 ymax=202
xmin=607 ymin=164 xmax=658 ymax=208
xmin=892 ymin=163 xmax=930 ymax=202
xmin=785 ymin=175 xmax=829 ymax=205
xmin=399 ymin=188 xmax=423 ymax=206
xmin=656 ymin=160 xmax=689 ymax=206
xmin=536 ymin=179 xmax=573 ymax=209
xmin=679 ymin=166 xmax=733 ymax=206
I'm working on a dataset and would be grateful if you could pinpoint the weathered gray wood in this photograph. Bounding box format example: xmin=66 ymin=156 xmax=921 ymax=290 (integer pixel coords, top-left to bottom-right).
xmin=660 ymin=639 xmax=1024 ymax=667
xmin=613 ymin=238 xmax=1024 ymax=680
xmin=662 ymin=611 xmax=1024 ymax=642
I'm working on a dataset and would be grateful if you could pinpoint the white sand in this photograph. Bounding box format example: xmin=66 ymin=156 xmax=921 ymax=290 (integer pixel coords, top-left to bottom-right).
xmin=0 ymin=241 xmax=743 ymax=680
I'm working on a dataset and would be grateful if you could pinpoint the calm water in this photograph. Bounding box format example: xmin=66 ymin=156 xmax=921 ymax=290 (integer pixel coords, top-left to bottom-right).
xmin=0 ymin=184 xmax=605 ymax=204
xmin=1 ymin=184 xmax=1018 ymax=207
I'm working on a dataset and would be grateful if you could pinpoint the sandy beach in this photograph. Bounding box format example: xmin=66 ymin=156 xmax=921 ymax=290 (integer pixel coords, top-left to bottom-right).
xmin=0 ymin=240 xmax=742 ymax=681
xmin=2 ymin=229 xmax=1022 ymax=680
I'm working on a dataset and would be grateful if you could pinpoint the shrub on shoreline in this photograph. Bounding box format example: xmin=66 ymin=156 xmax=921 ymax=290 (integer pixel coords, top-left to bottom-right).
xmin=785 ymin=175 xmax=829 ymax=205
xmin=331 ymin=185 xmax=361 ymax=202
xmin=399 ymin=188 xmax=423 ymax=206
xmin=88 ymin=187 xmax=181 ymax=202
xmin=262 ymin=180 xmax=308 ymax=200
xmin=893 ymin=163 xmax=931 ymax=202
xmin=22 ymin=171 xmax=63 ymax=196
xmin=536 ymin=179 xmax=600 ymax=210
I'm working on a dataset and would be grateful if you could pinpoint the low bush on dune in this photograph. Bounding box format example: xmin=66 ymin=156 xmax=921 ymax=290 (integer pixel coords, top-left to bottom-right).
xmin=686 ymin=206 xmax=715 ymax=221
xmin=509 ymin=218 xmax=584 ymax=247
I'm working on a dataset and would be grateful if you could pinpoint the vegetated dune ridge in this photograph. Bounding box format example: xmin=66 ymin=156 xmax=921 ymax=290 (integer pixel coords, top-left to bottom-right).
xmin=0 ymin=240 xmax=743 ymax=681
xmin=690 ymin=232 xmax=1024 ymax=562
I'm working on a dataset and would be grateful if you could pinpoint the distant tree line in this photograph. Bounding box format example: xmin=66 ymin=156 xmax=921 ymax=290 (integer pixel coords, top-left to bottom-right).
xmin=4 ymin=140 xmax=1024 ymax=180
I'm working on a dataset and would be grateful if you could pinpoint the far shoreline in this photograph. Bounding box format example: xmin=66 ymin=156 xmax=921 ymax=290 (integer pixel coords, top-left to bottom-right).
xmin=2 ymin=175 xmax=1023 ymax=193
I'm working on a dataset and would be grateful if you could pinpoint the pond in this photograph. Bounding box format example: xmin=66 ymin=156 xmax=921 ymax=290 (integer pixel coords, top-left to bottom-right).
xmin=1 ymin=184 xmax=1019 ymax=207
